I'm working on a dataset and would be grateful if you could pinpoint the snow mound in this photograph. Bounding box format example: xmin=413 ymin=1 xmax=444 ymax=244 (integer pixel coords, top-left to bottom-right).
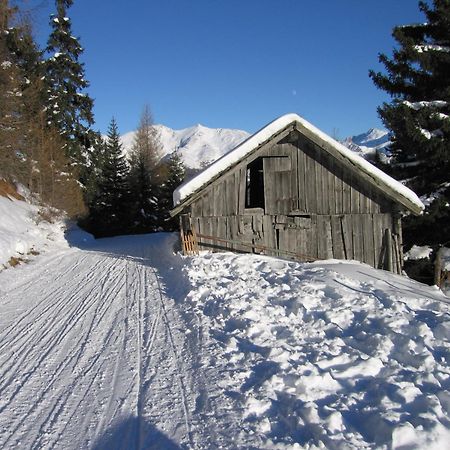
xmin=0 ymin=195 xmax=66 ymax=268
xmin=184 ymin=252 xmax=450 ymax=449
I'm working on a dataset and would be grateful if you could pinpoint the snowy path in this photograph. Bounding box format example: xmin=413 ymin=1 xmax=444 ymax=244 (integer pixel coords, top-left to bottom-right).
xmin=0 ymin=233 xmax=217 ymax=450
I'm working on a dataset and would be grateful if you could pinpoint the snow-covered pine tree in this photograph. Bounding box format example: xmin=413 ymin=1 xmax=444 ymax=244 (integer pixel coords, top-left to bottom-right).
xmin=160 ymin=151 xmax=185 ymax=231
xmin=0 ymin=2 xmax=24 ymax=180
xmin=44 ymin=0 xmax=95 ymax=171
xmin=88 ymin=117 xmax=130 ymax=237
xmin=1 ymin=0 xmax=41 ymax=183
xmin=369 ymin=0 xmax=450 ymax=273
xmin=128 ymin=106 xmax=162 ymax=233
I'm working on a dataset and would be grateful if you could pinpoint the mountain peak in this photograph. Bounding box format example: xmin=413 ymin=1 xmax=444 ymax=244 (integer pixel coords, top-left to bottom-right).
xmin=121 ymin=123 xmax=250 ymax=170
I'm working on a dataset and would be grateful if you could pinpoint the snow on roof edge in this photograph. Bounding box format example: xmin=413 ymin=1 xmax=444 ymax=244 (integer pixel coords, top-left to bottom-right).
xmin=172 ymin=113 xmax=424 ymax=214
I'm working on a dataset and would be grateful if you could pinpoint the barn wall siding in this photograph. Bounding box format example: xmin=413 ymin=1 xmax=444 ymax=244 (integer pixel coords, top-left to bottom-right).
xmin=186 ymin=129 xmax=402 ymax=273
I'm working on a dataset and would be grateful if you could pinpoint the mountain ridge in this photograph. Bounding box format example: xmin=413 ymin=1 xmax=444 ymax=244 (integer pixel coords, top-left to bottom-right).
xmin=121 ymin=124 xmax=390 ymax=170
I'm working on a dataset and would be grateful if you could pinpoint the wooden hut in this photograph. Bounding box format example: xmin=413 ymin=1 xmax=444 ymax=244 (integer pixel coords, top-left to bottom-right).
xmin=171 ymin=114 xmax=424 ymax=273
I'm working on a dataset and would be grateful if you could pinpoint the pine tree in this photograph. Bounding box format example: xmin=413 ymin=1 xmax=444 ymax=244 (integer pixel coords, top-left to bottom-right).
xmin=0 ymin=5 xmax=23 ymax=180
xmin=369 ymin=0 xmax=450 ymax=278
xmin=44 ymin=0 xmax=95 ymax=169
xmin=128 ymin=105 xmax=162 ymax=232
xmin=88 ymin=118 xmax=129 ymax=237
xmin=0 ymin=0 xmax=40 ymax=183
xmin=160 ymin=151 xmax=185 ymax=230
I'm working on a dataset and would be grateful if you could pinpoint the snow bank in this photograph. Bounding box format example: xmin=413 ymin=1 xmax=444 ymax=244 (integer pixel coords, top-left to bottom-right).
xmin=405 ymin=245 xmax=433 ymax=260
xmin=184 ymin=252 xmax=450 ymax=449
xmin=0 ymin=196 xmax=66 ymax=268
xmin=173 ymin=114 xmax=424 ymax=214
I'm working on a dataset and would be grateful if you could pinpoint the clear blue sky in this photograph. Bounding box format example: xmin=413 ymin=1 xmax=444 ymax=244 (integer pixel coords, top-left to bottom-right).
xmin=28 ymin=0 xmax=426 ymax=137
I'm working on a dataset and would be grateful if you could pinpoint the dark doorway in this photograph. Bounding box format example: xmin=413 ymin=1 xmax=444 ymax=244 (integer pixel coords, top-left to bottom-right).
xmin=245 ymin=158 xmax=265 ymax=209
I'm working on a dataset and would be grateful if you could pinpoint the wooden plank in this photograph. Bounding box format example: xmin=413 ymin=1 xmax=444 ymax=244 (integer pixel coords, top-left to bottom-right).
xmin=290 ymin=143 xmax=299 ymax=212
xmin=263 ymin=159 xmax=276 ymax=215
xmin=212 ymin=183 xmax=222 ymax=216
xmin=373 ymin=214 xmax=384 ymax=269
xmin=315 ymin=151 xmax=324 ymax=214
xmin=224 ymin=176 xmax=233 ymax=216
xmin=322 ymin=216 xmax=333 ymax=259
xmin=297 ymin=144 xmax=307 ymax=212
xmin=342 ymin=171 xmax=352 ymax=214
xmin=293 ymin=216 xmax=311 ymax=259
xmin=262 ymin=215 xmax=277 ymax=257
xmin=278 ymin=228 xmax=290 ymax=258
xmin=334 ymin=164 xmax=343 ymax=214
xmin=306 ymin=214 xmax=318 ymax=259
xmin=362 ymin=214 xmax=375 ymax=267
xmin=350 ymin=181 xmax=360 ymax=214
xmin=351 ymin=214 xmax=363 ymax=262
xmin=340 ymin=215 xmax=352 ymax=259
xmin=202 ymin=190 xmax=211 ymax=217
xmin=217 ymin=216 xmax=227 ymax=239
xmin=327 ymin=160 xmax=336 ymax=214
xmin=360 ymin=186 xmax=371 ymax=214
xmin=228 ymin=216 xmax=240 ymax=252
xmin=253 ymin=214 xmax=263 ymax=233
xmin=385 ymin=228 xmax=393 ymax=272
xmin=393 ymin=214 xmax=403 ymax=268
xmin=305 ymin=148 xmax=317 ymax=213
xmin=238 ymin=168 xmax=246 ymax=215
xmin=331 ymin=215 xmax=345 ymax=259
xmin=233 ymin=171 xmax=240 ymax=215
xmin=321 ymin=158 xmax=330 ymax=215
xmin=191 ymin=198 xmax=202 ymax=218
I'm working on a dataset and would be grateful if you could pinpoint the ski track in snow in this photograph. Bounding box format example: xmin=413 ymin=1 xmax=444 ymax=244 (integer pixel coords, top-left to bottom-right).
xmin=0 ymin=234 xmax=215 ymax=450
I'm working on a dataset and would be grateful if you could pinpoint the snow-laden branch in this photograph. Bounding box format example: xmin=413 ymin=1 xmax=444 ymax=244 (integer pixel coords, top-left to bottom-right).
xmin=403 ymin=100 xmax=448 ymax=110
xmin=414 ymin=44 xmax=450 ymax=53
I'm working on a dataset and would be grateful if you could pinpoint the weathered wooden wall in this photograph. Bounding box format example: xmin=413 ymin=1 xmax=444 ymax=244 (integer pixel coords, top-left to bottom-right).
xmin=185 ymin=129 xmax=402 ymax=272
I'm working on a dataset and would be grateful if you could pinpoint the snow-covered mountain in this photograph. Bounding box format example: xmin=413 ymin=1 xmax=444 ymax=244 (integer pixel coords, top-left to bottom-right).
xmin=121 ymin=123 xmax=390 ymax=171
xmin=341 ymin=128 xmax=391 ymax=159
xmin=121 ymin=124 xmax=250 ymax=170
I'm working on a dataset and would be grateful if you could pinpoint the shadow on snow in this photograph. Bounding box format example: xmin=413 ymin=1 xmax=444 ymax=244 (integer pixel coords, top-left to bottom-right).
xmin=92 ymin=415 xmax=183 ymax=450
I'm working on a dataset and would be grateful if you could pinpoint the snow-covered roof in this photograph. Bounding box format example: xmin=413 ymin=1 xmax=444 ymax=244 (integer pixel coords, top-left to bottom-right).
xmin=173 ymin=113 xmax=424 ymax=214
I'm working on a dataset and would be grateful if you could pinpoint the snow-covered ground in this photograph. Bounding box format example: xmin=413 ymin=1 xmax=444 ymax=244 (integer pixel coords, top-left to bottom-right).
xmin=185 ymin=254 xmax=450 ymax=449
xmin=1 ymin=197 xmax=450 ymax=449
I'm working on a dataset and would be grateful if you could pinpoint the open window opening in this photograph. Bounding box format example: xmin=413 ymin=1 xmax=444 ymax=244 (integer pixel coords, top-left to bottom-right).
xmin=245 ymin=157 xmax=265 ymax=209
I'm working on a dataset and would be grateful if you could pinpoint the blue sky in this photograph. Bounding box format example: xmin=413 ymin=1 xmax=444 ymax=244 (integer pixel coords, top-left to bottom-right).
xmin=29 ymin=0 xmax=426 ymax=137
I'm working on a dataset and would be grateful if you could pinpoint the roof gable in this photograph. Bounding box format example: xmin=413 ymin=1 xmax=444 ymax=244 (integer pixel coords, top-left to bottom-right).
xmin=172 ymin=113 xmax=424 ymax=215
